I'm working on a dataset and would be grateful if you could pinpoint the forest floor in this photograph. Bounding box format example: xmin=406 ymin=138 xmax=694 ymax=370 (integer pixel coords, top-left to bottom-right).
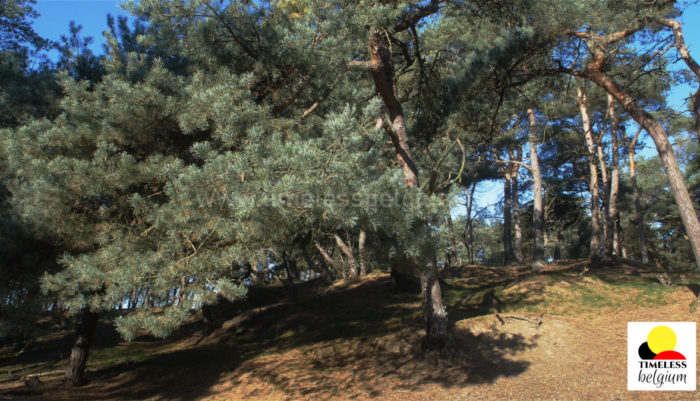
xmin=1 ymin=259 xmax=699 ymax=400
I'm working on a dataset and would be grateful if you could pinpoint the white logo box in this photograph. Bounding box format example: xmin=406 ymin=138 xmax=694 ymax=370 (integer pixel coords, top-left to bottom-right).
xmin=628 ymin=322 xmax=696 ymax=391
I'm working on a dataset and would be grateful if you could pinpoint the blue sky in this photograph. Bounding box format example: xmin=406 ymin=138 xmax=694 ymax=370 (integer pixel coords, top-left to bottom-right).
xmin=30 ymin=0 xmax=700 ymax=217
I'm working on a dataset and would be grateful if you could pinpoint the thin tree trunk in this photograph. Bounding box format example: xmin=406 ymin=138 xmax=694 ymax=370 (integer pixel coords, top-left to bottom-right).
xmin=368 ymin=29 xmax=451 ymax=346
xmin=334 ymin=234 xmax=358 ymax=281
xmin=527 ymin=108 xmax=545 ymax=264
xmin=585 ymin=69 xmax=700 ymax=271
xmin=65 ymin=309 xmax=98 ymax=386
xmin=618 ymin=217 xmax=627 ymax=258
xmin=577 ymin=88 xmax=603 ymax=266
xmin=464 ymin=181 xmax=476 ymax=265
xmin=554 ymin=229 xmax=567 ymax=260
xmin=503 ymin=166 xmax=513 ymax=265
xmin=446 ymin=213 xmax=458 ymax=268
xmin=628 ymin=129 xmax=650 ymax=264
xmin=596 ymin=130 xmax=610 ymax=254
xmin=358 ymin=230 xmax=367 ymax=276
xmin=509 ymin=148 xmax=524 ymax=264
xmin=129 ymin=288 xmax=137 ymax=310
xmin=595 ymin=130 xmax=610 ymax=255
xmin=607 ymin=94 xmax=621 ymax=257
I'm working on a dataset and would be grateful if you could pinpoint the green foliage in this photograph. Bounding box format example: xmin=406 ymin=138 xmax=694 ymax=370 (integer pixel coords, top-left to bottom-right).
xmin=1 ymin=0 xmax=699 ymax=346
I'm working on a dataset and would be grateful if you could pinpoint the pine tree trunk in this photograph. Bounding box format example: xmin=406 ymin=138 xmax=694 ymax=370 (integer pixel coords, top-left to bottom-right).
xmin=503 ymin=167 xmax=513 ymax=265
xmin=554 ymin=229 xmax=567 ymax=260
xmin=510 ymin=148 xmax=524 ymax=264
xmin=314 ymin=242 xmax=338 ymax=277
xmin=628 ymin=129 xmax=650 ymax=264
xmin=607 ymin=94 xmax=621 ymax=257
xmin=527 ymin=109 xmax=545 ymax=264
xmin=586 ymin=70 xmax=700 ymax=271
xmin=129 ymin=288 xmax=137 ymax=310
xmin=65 ymin=309 xmax=98 ymax=386
xmin=358 ymin=230 xmax=367 ymax=276
xmin=368 ymin=29 xmax=452 ymax=346
xmin=465 ymin=181 xmax=476 ymax=265
xmin=446 ymin=213 xmax=458 ymax=268
xmin=577 ymin=88 xmax=603 ymax=267
xmin=282 ymin=252 xmax=298 ymax=303
xmin=420 ymin=255 xmax=451 ymax=349
xmin=596 ymin=133 xmax=610 ymax=255
xmin=334 ymin=234 xmax=358 ymax=281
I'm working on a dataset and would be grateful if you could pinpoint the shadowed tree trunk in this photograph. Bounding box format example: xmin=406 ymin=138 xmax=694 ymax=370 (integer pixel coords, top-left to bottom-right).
xmin=65 ymin=308 xmax=98 ymax=386
xmin=509 ymin=147 xmax=524 ymax=264
xmin=628 ymin=128 xmax=649 ymax=264
xmin=503 ymin=165 xmax=513 ymax=265
xmin=358 ymin=230 xmax=367 ymax=276
xmin=315 ymin=241 xmax=339 ymax=277
xmin=282 ymin=252 xmax=298 ymax=303
xmin=527 ymin=109 xmax=545 ymax=264
xmin=577 ymin=88 xmax=603 ymax=266
xmin=464 ymin=181 xmax=476 ymax=265
xmin=446 ymin=212 xmax=458 ymax=268
xmin=334 ymin=234 xmax=358 ymax=281
xmin=553 ymin=229 xmax=567 ymax=260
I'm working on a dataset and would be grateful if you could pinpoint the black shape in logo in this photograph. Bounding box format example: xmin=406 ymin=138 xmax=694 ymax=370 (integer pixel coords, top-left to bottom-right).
xmin=638 ymin=341 xmax=657 ymax=360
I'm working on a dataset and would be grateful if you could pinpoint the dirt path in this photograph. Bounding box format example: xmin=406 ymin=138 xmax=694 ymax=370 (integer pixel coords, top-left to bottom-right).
xmin=200 ymin=293 xmax=700 ymax=401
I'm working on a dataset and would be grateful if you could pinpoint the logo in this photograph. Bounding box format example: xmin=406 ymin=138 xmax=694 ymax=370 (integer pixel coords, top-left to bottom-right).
xmin=628 ymin=322 xmax=696 ymax=391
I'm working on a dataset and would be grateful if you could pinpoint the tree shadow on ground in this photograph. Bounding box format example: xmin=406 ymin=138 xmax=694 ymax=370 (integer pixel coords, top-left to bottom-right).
xmin=227 ymin=326 xmax=533 ymax=400
xmin=1 ymin=275 xmax=534 ymax=400
xmin=441 ymin=260 xmax=590 ymax=322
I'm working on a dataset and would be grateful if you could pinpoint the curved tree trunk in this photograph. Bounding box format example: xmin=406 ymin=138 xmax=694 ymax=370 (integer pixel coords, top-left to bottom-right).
xmin=658 ymin=18 xmax=700 ymax=140
xmin=65 ymin=309 xmax=98 ymax=386
xmin=527 ymin=109 xmax=545 ymax=264
xmin=577 ymin=88 xmax=603 ymax=266
xmin=585 ymin=69 xmax=700 ymax=271
xmin=315 ymin=241 xmax=339 ymax=278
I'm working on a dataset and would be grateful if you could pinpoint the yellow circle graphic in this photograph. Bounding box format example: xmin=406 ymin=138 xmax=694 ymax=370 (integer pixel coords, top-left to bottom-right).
xmin=647 ymin=326 xmax=677 ymax=354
